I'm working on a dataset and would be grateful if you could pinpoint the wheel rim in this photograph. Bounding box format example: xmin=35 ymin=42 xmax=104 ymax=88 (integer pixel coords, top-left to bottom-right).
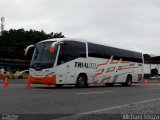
xmin=127 ymin=76 xmax=132 ymax=85
xmin=77 ymin=77 xmax=85 ymax=87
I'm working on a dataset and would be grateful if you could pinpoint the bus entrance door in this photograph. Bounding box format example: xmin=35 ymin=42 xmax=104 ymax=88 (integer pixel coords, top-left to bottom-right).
xmin=66 ymin=66 xmax=75 ymax=84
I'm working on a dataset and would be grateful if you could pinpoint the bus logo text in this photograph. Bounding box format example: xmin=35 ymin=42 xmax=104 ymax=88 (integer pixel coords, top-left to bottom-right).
xmin=75 ymin=62 xmax=96 ymax=69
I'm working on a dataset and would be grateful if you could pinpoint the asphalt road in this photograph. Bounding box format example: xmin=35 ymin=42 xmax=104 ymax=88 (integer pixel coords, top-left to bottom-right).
xmin=0 ymin=79 xmax=160 ymax=120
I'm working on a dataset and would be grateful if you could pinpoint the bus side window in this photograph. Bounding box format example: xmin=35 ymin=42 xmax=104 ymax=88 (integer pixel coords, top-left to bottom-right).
xmin=57 ymin=41 xmax=86 ymax=65
xmin=57 ymin=46 xmax=66 ymax=65
xmin=57 ymin=56 xmax=65 ymax=65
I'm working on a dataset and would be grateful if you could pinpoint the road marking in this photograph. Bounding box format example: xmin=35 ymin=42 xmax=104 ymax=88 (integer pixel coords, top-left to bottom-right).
xmin=80 ymin=98 xmax=160 ymax=114
xmin=53 ymin=97 xmax=160 ymax=120
xmin=76 ymin=91 xmax=114 ymax=95
xmin=151 ymin=88 xmax=160 ymax=90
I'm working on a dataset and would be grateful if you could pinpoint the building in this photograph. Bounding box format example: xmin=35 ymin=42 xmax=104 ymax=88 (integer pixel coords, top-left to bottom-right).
xmin=144 ymin=54 xmax=160 ymax=79
xmin=0 ymin=58 xmax=30 ymax=73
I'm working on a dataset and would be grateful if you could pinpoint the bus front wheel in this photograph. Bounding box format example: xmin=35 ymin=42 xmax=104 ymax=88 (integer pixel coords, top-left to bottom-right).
xmin=76 ymin=74 xmax=88 ymax=88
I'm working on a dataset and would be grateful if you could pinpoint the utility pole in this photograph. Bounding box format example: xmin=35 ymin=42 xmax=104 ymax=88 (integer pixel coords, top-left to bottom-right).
xmin=1 ymin=17 xmax=5 ymax=32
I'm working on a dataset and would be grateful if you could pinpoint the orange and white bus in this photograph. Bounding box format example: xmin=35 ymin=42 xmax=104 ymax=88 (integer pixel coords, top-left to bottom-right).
xmin=25 ymin=38 xmax=144 ymax=87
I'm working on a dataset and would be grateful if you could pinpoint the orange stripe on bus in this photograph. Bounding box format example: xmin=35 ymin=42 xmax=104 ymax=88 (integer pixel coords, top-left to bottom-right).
xmin=110 ymin=60 xmax=119 ymax=64
xmin=104 ymin=76 xmax=111 ymax=84
xmin=93 ymin=72 xmax=103 ymax=80
xmin=93 ymin=80 xmax=98 ymax=85
xmin=107 ymin=76 xmax=111 ymax=83
xmin=96 ymin=59 xmax=109 ymax=69
xmin=106 ymin=67 xmax=116 ymax=73
xmin=118 ymin=67 xmax=139 ymax=70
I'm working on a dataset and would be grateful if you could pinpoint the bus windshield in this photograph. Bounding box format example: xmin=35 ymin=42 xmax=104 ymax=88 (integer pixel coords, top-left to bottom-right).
xmin=30 ymin=41 xmax=58 ymax=70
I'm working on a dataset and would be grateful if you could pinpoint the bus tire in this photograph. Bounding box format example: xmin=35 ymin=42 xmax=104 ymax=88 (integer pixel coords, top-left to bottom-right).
xmin=123 ymin=75 xmax=132 ymax=86
xmin=76 ymin=74 xmax=88 ymax=88
xmin=55 ymin=84 xmax=64 ymax=88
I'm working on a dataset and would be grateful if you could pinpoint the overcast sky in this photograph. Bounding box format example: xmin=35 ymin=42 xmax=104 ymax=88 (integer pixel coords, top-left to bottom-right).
xmin=0 ymin=0 xmax=160 ymax=55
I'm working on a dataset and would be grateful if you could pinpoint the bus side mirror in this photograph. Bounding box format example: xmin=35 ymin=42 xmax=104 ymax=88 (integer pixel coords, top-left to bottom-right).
xmin=50 ymin=42 xmax=57 ymax=54
xmin=24 ymin=44 xmax=35 ymax=56
xmin=50 ymin=47 xmax=55 ymax=54
xmin=50 ymin=42 xmax=65 ymax=54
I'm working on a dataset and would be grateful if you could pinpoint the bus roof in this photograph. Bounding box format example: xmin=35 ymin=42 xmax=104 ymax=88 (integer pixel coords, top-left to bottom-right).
xmin=38 ymin=38 xmax=142 ymax=54
xmin=39 ymin=38 xmax=86 ymax=43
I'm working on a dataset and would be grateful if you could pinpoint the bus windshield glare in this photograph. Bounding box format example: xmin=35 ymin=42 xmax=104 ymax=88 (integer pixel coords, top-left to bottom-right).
xmin=30 ymin=41 xmax=57 ymax=70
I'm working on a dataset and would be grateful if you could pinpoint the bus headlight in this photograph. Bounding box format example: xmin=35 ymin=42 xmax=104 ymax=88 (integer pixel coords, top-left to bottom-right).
xmin=45 ymin=72 xmax=55 ymax=77
xmin=29 ymin=69 xmax=34 ymax=76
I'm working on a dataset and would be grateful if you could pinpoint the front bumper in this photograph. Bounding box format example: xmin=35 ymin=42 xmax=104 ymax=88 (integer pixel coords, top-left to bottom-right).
xmin=28 ymin=75 xmax=56 ymax=85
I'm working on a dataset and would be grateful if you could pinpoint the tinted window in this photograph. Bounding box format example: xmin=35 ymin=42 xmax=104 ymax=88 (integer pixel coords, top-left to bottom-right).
xmin=57 ymin=41 xmax=86 ymax=65
xmin=88 ymin=43 xmax=110 ymax=59
xmin=88 ymin=42 xmax=142 ymax=63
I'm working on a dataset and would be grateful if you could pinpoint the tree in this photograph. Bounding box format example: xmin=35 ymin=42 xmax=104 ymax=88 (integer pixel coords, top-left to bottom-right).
xmin=0 ymin=29 xmax=65 ymax=60
xmin=50 ymin=32 xmax=65 ymax=38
